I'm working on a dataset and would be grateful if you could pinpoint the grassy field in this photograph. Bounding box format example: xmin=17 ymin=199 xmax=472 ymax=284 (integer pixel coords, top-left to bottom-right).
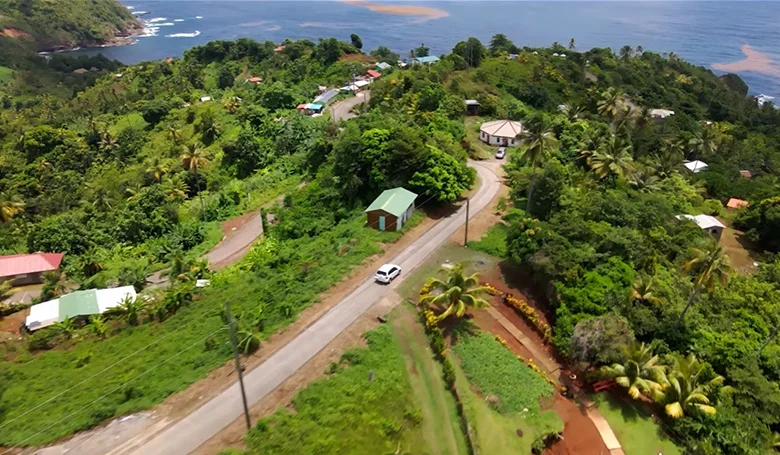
xmin=397 ymin=243 xmax=498 ymax=301
xmin=0 ymin=66 xmax=14 ymax=84
xmin=454 ymin=357 xmax=562 ymax=454
xmin=242 ymin=325 xmax=426 ymax=454
xmin=468 ymin=223 xmax=508 ymax=258
xmin=593 ymin=394 xmax=683 ymax=455
xmin=452 ymin=331 xmax=554 ymax=414
xmin=0 ymin=212 xmax=424 ymax=446
xmin=391 ymin=304 xmax=469 ymax=455
xmin=464 ymin=117 xmax=497 ymax=160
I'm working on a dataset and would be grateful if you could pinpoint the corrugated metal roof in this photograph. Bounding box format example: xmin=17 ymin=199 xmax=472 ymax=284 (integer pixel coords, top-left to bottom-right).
xmin=365 ymin=70 xmax=381 ymax=78
xmin=365 ymin=188 xmax=418 ymax=217
xmin=0 ymin=253 xmax=64 ymax=278
xmin=727 ymin=198 xmax=749 ymax=209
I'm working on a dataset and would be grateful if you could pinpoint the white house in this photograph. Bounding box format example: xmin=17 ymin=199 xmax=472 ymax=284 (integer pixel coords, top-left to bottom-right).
xmin=683 ymin=160 xmax=708 ymax=173
xmin=479 ymin=119 xmax=523 ymax=146
xmin=26 ymin=286 xmax=137 ymax=331
xmin=650 ymin=108 xmax=675 ymax=119
xmin=676 ymin=215 xmax=726 ymax=241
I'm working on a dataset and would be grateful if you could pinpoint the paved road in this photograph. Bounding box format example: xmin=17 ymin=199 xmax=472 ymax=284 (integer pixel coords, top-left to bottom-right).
xmin=129 ymin=161 xmax=501 ymax=455
xmin=329 ymin=90 xmax=370 ymax=122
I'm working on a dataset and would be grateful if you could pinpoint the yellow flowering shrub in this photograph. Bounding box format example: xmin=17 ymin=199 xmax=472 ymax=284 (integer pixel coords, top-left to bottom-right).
xmin=482 ymin=281 xmax=554 ymax=344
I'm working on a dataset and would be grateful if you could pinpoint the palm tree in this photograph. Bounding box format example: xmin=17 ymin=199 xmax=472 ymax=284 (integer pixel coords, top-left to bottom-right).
xmin=517 ymin=115 xmax=558 ymax=211
xmin=99 ymin=130 xmax=117 ymax=153
xmin=601 ymin=342 xmax=666 ymax=399
xmin=568 ymin=38 xmax=576 ymax=50
xmin=0 ymin=281 xmax=13 ymax=305
xmin=658 ymin=353 xmax=729 ymax=418
xmin=180 ymin=143 xmax=210 ymax=214
xmin=146 ymin=157 xmax=170 ymax=182
xmin=419 ymin=263 xmax=490 ymax=322
xmin=561 ymin=102 xmax=585 ymax=122
xmin=223 ymin=96 xmax=241 ymax=113
xmin=162 ymin=175 xmax=189 ymax=202
xmin=678 ymin=243 xmax=732 ymax=324
xmin=632 ymin=275 xmax=662 ymax=305
xmin=629 ymin=165 xmax=661 ymax=193
xmin=0 ymin=192 xmax=25 ymax=224
xmin=586 ymin=135 xmax=634 ymax=180
xmin=635 ymin=45 xmax=644 ymax=55
xmin=77 ymin=249 xmax=103 ymax=278
xmin=689 ymin=126 xmax=719 ymax=158
xmin=125 ymin=183 xmax=143 ymax=201
xmin=167 ymin=126 xmax=182 ymax=145
xmin=597 ymin=88 xmax=621 ymax=122
xmin=619 ymin=45 xmax=633 ymax=60
xmin=42 ymin=270 xmax=69 ymax=299
xmin=54 ymin=318 xmax=76 ymax=340
xmin=118 ymin=259 xmax=152 ymax=292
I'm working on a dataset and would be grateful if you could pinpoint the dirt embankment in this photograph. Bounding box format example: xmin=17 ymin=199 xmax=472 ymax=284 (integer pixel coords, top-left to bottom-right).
xmin=0 ymin=27 xmax=33 ymax=40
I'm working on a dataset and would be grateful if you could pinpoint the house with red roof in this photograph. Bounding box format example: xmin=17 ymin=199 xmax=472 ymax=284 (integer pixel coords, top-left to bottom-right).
xmin=0 ymin=253 xmax=64 ymax=286
xmin=247 ymin=76 xmax=263 ymax=84
xmin=727 ymin=198 xmax=749 ymax=210
xmin=364 ymin=69 xmax=381 ymax=80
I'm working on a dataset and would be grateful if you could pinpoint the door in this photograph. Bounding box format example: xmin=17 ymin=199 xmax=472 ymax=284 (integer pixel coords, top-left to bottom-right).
xmin=379 ymin=215 xmax=385 ymax=231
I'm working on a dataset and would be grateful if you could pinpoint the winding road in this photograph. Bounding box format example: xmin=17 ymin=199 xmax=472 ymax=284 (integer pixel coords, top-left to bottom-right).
xmin=129 ymin=160 xmax=502 ymax=455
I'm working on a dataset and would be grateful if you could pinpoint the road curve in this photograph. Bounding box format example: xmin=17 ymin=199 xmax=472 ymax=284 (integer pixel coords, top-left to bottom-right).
xmin=329 ymin=91 xmax=370 ymax=122
xmin=130 ymin=161 xmax=501 ymax=455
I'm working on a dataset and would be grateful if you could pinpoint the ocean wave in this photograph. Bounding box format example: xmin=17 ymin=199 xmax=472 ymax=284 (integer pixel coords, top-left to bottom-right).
xmin=166 ymin=31 xmax=201 ymax=38
xmin=174 ymin=19 xmax=184 ymax=22
xmin=195 ymin=16 xmax=203 ymax=19
xmin=147 ymin=17 xmax=168 ymax=23
xmin=126 ymin=6 xmax=134 ymax=10
xmin=264 ymin=25 xmax=281 ymax=32
xmin=155 ymin=23 xmax=175 ymax=26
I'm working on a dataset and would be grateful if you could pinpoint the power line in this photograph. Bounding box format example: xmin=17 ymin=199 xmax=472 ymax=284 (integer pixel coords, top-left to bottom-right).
xmin=2 ymin=323 xmax=230 ymax=455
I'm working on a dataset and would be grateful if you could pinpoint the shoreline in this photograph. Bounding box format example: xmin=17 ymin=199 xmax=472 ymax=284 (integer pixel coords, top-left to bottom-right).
xmin=38 ymin=18 xmax=144 ymax=54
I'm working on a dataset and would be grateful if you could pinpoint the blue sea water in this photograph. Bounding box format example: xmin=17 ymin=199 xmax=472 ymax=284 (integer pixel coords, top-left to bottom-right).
xmin=74 ymin=1 xmax=780 ymax=97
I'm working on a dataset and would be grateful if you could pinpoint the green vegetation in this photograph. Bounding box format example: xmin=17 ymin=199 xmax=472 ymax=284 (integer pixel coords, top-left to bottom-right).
xmin=420 ymin=263 xmax=489 ymax=322
xmin=468 ymin=223 xmax=507 ymax=257
xmin=453 ymin=331 xmax=554 ymax=414
xmin=593 ymin=393 xmax=683 ymax=455
xmin=0 ymin=0 xmax=138 ymax=51
xmin=243 ymin=326 xmax=425 ymax=454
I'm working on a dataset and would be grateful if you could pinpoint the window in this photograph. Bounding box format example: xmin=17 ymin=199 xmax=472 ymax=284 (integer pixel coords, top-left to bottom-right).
xmin=377 ymin=270 xmax=386 ymax=276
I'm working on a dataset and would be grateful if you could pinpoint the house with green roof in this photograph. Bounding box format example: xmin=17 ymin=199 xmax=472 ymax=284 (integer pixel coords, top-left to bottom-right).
xmin=364 ymin=187 xmax=418 ymax=231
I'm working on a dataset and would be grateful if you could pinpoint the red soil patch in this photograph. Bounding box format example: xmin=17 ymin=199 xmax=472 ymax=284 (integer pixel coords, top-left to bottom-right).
xmin=546 ymin=396 xmax=609 ymax=455
xmin=0 ymin=27 xmax=33 ymax=40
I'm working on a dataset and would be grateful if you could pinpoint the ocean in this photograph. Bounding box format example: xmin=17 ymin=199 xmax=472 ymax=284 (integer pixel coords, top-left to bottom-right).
xmin=72 ymin=1 xmax=780 ymax=97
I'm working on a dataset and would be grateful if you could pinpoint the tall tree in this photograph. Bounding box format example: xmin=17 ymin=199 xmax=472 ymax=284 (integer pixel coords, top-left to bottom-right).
xmin=517 ymin=115 xmax=558 ymax=211
xmin=689 ymin=126 xmax=720 ymax=157
xmin=601 ymin=342 xmax=666 ymax=399
xmin=419 ymin=263 xmax=489 ymax=322
xmin=597 ymin=87 xmax=621 ymax=122
xmin=452 ymin=37 xmax=486 ymax=67
xmin=180 ymin=143 xmax=210 ymax=215
xmin=586 ymin=135 xmax=634 ymax=180
xmin=414 ymin=44 xmax=430 ymax=58
xmin=619 ymin=45 xmax=633 ymax=60
xmin=568 ymin=38 xmax=576 ymax=50
xmin=678 ymin=243 xmax=732 ymax=324
xmin=489 ymin=33 xmax=514 ymax=55
xmin=349 ymin=33 xmax=363 ymax=50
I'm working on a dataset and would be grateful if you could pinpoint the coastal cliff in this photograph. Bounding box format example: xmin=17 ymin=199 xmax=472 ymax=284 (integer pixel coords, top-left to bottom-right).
xmin=0 ymin=0 xmax=142 ymax=53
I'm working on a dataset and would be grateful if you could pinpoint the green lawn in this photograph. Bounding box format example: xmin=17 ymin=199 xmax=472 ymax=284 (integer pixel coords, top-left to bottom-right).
xmin=397 ymin=243 xmax=498 ymax=301
xmin=464 ymin=117 xmax=496 ymax=160
xmin=0 ymin=66 xmax=14 ymax=84
xmin=391 ymin=304 xmax=469 ymax=455
xmin=593 ymin=394 xmax=683 ymax=455
xmin=468 ymin=223 xmax=508 ymax=258
xmin=242 ymin=325 xmax=425 ymax=454
xmin=454 ymin=357 xmax=562 ymax=454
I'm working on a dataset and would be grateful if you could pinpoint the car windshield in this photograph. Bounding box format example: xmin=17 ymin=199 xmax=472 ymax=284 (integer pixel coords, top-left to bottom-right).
xmin=377 ymin=270 xmax=386 ymax=275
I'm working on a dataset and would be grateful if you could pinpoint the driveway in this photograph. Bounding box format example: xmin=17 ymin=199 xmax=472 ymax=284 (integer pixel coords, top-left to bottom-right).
xmin=128 ymin=160 xmax=501 ymax=455
xmin=329 ymin=90 xmax=370 ymax=122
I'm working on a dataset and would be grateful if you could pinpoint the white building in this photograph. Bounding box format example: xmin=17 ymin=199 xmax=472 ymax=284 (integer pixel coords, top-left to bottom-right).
xmin=683 ymin=160 xmax=708 ymax=173
xmin=479 ymin=119 xmax=523 ymax=147
xmin=676 ymin=215 xmax=726 ymax=241
xmin=650 ymin=108 xmax=675 ymax=119
xmin=26 ymin=286 xmax=137 ymax=331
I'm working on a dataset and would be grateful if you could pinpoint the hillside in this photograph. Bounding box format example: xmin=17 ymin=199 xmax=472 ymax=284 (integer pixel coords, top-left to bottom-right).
xmin=0 ymin=0 xmax=140 ymax=54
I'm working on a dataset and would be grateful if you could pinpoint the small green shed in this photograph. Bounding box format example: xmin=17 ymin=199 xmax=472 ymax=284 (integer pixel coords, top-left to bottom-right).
xmin=364 ymin=188 xmax=418 ymax=231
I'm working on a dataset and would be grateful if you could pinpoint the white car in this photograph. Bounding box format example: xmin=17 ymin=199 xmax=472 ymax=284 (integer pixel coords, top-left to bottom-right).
xmin=375 ymin=263 xmax=401 ymax=284
xmin=495 ymin=147 xmax=507 ymax=159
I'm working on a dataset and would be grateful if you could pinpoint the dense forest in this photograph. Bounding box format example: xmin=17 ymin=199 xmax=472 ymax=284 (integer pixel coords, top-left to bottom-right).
xmin=0 ymin=15 xmax=779 ymax=454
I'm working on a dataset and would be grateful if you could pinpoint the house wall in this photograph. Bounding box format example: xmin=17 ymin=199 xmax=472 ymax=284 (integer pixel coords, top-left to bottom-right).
xmin=396 ymin=203 xmax=415 ymax=231
xmin=366 ymin=209 xmax=399 ymax=231
xmin=0 ymin=271 xmax=45 ymax=286
xmin=709 ymin=226 xmax=724 ymax=241
xmin=479 ymin=132 xmax=517 ymax=146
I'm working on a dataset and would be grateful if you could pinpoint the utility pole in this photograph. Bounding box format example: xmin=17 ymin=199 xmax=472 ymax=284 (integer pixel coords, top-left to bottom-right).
xmin=464 ymin=198 xmax=470 ymax=247
xmin=225 ymin=301 xmax=252 ymax=430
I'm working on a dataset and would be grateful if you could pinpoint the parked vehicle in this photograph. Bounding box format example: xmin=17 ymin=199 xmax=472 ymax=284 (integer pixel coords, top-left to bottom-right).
xmin=495 ymin=147 xmax=507 ymax=159
xmin=375 ymin=264 xmax=401 ymax=284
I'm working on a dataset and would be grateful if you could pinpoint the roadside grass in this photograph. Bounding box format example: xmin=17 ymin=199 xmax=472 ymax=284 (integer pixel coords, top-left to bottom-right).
xmin=0 ymin=212 xmax=424 ymax=446
xmin=454 ymin=357 xmax=562 ymax=454
xmin=593 ymin=393 xmax=683 ymax=455
xmin=452 ymin=331 xmax=554 ymax=414
xmin=397 ymin=243 xmax=498 ymax=301
xmin=464 ymin=117 xmax=496 ymax=160
xmin=242 ymin=325 xmax=425 ymax=455
xmin=391 ymin=303 xmax=469 ymax=455
xmin=0 ymin=66 xmax=14 ymax=84
xmin=468 ymin=223 xmax=507 ymax=258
